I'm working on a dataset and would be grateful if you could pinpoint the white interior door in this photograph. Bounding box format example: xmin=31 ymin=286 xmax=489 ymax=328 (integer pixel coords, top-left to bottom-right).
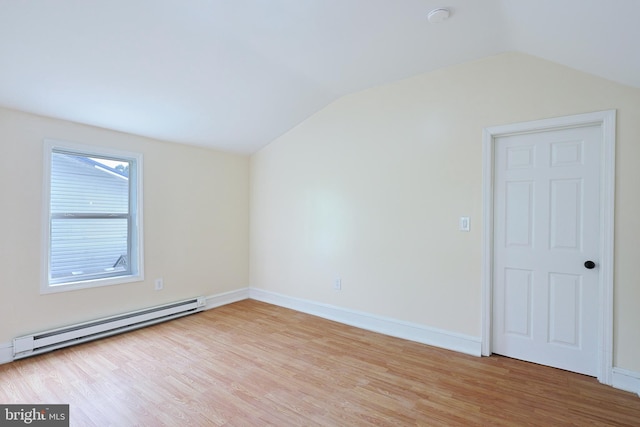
xmin=492 ymin=124 xmax=601 ymax=376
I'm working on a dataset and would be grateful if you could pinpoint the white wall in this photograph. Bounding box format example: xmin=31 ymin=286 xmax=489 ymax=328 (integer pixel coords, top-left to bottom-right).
xmin=250 ymin=53 xmax=640 ymax=372
xmin=0 ymin=108 xmax=249 ymax=343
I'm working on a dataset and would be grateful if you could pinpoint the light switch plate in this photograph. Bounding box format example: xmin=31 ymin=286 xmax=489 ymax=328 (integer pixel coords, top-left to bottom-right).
xmin=459 ymin=216 xmax=470 ymax=232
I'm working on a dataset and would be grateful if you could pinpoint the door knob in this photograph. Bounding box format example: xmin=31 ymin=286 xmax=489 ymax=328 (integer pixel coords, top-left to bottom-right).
xmin=584 ymin=260 xmax=596 ymax=269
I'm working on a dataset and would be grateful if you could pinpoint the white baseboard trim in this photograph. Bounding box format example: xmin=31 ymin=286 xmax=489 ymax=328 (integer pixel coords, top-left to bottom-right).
xmin=249 ymin=288 xmax=482 ymax=356
xmin=0 ymin=341 xmax=12 ymax=365
xmin=612 ymin=367 xmax=640 ymax=397
xmin=204 ymin=287 xmax=250 ymax=310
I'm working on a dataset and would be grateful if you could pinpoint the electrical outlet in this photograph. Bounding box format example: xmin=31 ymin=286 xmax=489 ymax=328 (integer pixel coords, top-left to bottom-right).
xmin=154 ymin=278 xmax=164 ymax=291
xmin=334 ymin=278 xmax=342 ymax=291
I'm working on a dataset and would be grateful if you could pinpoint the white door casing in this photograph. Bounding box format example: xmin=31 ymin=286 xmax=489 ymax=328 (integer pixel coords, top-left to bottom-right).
xmin=481 ymin=111 xmax=615 ymax=384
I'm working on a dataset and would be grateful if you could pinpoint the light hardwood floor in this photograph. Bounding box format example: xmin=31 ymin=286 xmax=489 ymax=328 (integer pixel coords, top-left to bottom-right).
xmin=1 ymin=299 xmax=639 ymax=426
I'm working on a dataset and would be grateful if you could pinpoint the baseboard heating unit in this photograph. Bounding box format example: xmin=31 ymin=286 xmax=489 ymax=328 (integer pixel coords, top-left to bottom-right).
xmin=13 ymin=296 xmax=206 ymax=360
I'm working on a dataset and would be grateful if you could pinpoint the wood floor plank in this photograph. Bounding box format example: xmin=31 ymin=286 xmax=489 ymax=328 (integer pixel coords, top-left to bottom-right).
xmin=1 ymin=299 xmax=639 ymax=426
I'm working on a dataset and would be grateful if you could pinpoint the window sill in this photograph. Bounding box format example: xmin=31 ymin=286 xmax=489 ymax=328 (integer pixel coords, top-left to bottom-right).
xmin=40 ymin=274 xmax=144 ymax=294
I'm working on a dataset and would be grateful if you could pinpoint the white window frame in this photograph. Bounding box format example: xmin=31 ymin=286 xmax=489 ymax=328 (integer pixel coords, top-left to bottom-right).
xmin=41 ymin=139 xmax=144 ymax=294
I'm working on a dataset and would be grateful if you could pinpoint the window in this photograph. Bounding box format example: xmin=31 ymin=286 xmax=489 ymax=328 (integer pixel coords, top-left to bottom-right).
xmin=42 ymin=139 xmax=143 ymax=293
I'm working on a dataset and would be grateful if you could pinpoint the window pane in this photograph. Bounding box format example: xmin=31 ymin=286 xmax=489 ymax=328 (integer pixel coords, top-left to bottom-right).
xmin=50 ymin=218 xmax=129 ymax=283
xmin=51 ymin=152 xmax=129 ymax=214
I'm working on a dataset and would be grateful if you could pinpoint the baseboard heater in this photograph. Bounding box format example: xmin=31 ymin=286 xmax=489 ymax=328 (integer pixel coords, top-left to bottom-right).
xmin=12 ymin=296 xmax=207 ymax=360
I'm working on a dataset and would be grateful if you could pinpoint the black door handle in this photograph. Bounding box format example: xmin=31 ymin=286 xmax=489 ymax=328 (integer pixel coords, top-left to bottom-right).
xmin=584 ymin=260 xmax=596 ymax=269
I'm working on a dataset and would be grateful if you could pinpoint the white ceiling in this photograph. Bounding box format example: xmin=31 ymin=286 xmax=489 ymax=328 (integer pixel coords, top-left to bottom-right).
xmin=0 ymin=0 xmax=638 ymax=154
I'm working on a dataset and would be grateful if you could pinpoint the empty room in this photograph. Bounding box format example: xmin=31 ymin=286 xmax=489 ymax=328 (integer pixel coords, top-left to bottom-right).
xmin=1 ymin=0 xmax=640 ymax=425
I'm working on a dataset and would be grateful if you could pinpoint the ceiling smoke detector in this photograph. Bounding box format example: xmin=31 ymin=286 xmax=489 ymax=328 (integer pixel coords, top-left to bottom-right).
xmin=428 ymin=8 xmax=450 ymax=23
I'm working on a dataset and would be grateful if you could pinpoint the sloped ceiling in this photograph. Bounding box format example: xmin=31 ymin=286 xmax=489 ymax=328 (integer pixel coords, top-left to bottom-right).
xmin=0 ymin=0 xmax=638 ymax=153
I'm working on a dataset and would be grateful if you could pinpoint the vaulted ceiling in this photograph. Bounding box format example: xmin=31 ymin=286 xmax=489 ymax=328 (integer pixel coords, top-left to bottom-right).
xmin=0 ymin=0 xmax=638 ymax=153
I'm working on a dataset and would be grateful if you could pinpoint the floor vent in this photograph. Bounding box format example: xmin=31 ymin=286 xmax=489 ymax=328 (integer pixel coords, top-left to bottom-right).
xmin=13 ymin=297 xmax=206 ymax=360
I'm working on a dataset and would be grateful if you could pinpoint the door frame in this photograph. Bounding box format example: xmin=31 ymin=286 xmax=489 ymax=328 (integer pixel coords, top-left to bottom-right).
xmin=481 ymin=110 xmax=616 ymax=385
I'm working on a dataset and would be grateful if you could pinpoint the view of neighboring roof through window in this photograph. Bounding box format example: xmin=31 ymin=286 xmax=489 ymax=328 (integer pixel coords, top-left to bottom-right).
xmin=91 ymin=157 xmax=130 ymax=177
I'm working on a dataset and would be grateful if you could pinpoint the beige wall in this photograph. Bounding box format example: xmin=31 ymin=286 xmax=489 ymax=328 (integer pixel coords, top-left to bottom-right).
xmin=250 ymin=53 xmax=640 ymax=371
xmin=0 ymin=108 xmax=249 ymax=343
